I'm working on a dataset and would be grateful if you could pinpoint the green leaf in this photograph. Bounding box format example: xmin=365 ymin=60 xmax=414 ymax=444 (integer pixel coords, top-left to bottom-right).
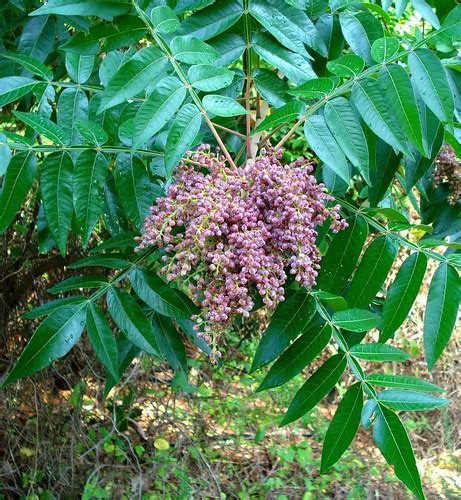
xmin=327 ymin=54 xmax=365 ymax=78
xmin=13 ymin=111 xmax=66 ymax=145
xmin=289 ymin=77 xmax=336 ymax=99
xmin=361 ymin=398 xmax=377 ymax=429
xmin=107 ymin=288 xmax=159 ymax=356
xmin=290 ymin=0 xmax=327 ymax=18
xmin=68 ymin=254 xmax=131 ymax=270
xmin=24 ymin=296 xmax=87 ymax=319
xmin=65 ymin=52 xmax=95 ymax=84
xmin=165 ymin=104 xmax=202 ymax=176
xmin=424 ymin=263 xmax=460 ymax=370
xmin=60 ymin=15 xmax=147 ymax=55
xmin=432 ymin=4 xmax=461 ymax=46
xmin=373 ymin=405 xmax=424 ymax=499
xmin=350 ymin=343 xmax=410 ymax=362
xmin=177 ymin=0 xmax=242 ymax=40
xmin=339 ymin=10 xmax=384 ymax=66
xmin=371 ymin=36 xmax=400 ymax=63
xmin=151 ymin=5 xmax=180 ymax=34
xmin=98 ymin=46 xmax=168 ymax=111
xmin=188 ymin=65 xmax=234 ymax=92
xmin=249 ymin=0 xmax=316 ymax=57
xmin=18 ymin=16 xmax=55 ymax=63
xmin=322 ymin=162 xmax=349 ymax=196
xmin=0 ymin=135 xmax=11 ymax=177
xmin=396 ymin=0 xmax=409 ymax=17
xmin=317 ymin=216 xmax=368 ymax=295
xmin=363 ymin=207 xmax=409 ymax=224
xmin=58 ymin=88 xmax=89 ymax=145
xmin=103 ymin=337 xmax=140 ymax=396
xmin=368 ymin=138 xmax=402 ymax=206
xmin=321 ymin=382 xmax=363 ymax=472
xmin=378 ymin=389 xmax=449 ymax=411
xmin=346 ymin=236 xmax=399 ymax=308
xmin=257 ymin=323 xmax=331 ymax=392
xmin=251 ymin=291 xmax=316 ymax=372
xmin=378 ymin=64 xmax=426 ymax=156
xmin=324 ymin=97 xmax=369 ymax=181
xmin=0 ymin=77 xmax=41 ymax=107
xmin=366 ymin=374 xmax=445 ymax=393
xmin=133 ymin=76 xmax=186 ymax=148
xmin=31 ymin=0 xmax=131 ymax=20
xmin=316 ymin=291 xmax=348 ymax=312
xmin=176 ymin=318 xmax=211 ymax=355
xmin=151 ymin=313 xmax=187 ymax=373
xmin=252 ymin=69 xmax=290 ymax=108
xmin=90 ymin=232 xmax=137 ymax=253
xmin=210 ymin=33 xmax=246 ymax=66
xmin=40 ymin=152 xmax=74 ymax=255
xmin=411 ymin=0 xmax=440 ymax=29
xmin=171 ymin=36 xmax=219 ymax=64
xmin=101 ymin=174 xmax=130 ymax=235
xmin=315 ymin=13 xmax=344 ymax=60
xmin=408 ymin=48 xmax=454 ymax=126
xmin=130 ymin=268 xmax=198 ymax=319
xmin=48 ymin=275 xmax=108 ymax=294
xmin=86 ymin=303 xmax=118 ymax=379
xmin=1 ymin=304 xmax=87 ymax=387
xmin=73 ymin=150 xmax=108 ymax=248
xmin=0 ymin=152 xmax=37 ymax=234
xmin=352 ymin=78 xmax=412 ymax=158
xmin=380 ymin=252 xmax=427 ymax=342
xmin=2 ymin=53 xmax=52 ymax=80
xmin=332 ymin=309 xmax=380 ymax=332
xmin=114 ymin=154 xmax=158 ymax=229
xmin=281 ymin=354 xmax=347 ymax=426
xmin=254 ymin=101 xmax=305 ymax=134
xmin=304 ymin=115 xmax=350 ymax=183
xmin=252 ymin=33 xmax=316 ymax=85
xmin=202 ymin=94 xmax=247 ymax=117
xmin=59 ymin=32 xmax=99 ymax=56
xmin=405 ymin=102 xmax=444 ymax=189
xmin=75 ymin=119 xmax=108 ymax=146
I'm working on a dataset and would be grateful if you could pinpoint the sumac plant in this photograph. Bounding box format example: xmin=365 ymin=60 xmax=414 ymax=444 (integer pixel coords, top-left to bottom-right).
xmin=0 ymin=0 xmax=460 ymax=496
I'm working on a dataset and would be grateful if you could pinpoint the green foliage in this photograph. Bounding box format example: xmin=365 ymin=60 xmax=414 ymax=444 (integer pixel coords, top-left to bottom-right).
xmin=0 ymin=0 xmax=459 ymax=496
xmin=321 ymin=382 xmax=363 ymax=472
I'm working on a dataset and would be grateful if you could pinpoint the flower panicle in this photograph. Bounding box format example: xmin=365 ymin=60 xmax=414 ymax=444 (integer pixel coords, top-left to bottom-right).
xmin=136 ymin=146 xmax=347 ymax=354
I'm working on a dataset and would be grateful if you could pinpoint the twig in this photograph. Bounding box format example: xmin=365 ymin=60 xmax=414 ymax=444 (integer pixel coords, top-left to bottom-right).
xmin=243 ymin=0 xmax=253 ymax=160
xmin=212 ymin=122 xmax=245 ymax=139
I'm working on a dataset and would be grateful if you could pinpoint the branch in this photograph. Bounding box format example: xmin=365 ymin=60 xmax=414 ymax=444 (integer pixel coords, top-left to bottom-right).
xmin=274 ymin=27 xmax=451 ymax=149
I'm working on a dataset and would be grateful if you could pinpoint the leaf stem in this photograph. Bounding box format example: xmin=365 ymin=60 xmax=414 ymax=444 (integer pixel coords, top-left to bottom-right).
xmin=3 ymin=142 xmax=207 ymax=168
xmin=88 ymin=246 xmax=157 ymax=302
xmin=337 ymin=198 xmax=450 ymax=265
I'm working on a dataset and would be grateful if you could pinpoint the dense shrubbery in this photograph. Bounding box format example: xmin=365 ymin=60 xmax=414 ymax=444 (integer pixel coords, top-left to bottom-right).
xmin=0 ymin=0 xmax=460 ymax=497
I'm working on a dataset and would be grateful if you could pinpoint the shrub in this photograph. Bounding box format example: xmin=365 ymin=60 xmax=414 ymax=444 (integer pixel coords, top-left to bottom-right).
xmin=0 ymin=1 xmax=459 ymax=497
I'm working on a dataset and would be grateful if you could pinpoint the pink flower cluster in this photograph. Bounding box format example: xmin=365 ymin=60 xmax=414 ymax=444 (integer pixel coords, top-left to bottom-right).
xmin=136 ymin=146 xmax=346 ymax=352
xmin=433 ymin=144 xmax=460 ymax=205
